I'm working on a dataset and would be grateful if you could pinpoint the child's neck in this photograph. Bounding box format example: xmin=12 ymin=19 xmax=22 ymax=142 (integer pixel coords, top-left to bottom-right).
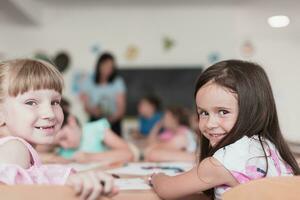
xmin=144 ymin=110 xmax=155 ymax=119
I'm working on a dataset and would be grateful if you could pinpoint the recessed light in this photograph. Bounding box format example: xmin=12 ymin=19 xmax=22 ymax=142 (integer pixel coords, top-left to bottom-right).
xmin=268 ymin=15 xmax=290 ymax=28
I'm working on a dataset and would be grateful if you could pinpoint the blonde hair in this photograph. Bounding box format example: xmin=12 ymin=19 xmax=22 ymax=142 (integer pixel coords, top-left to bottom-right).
xmin=0 ymin=59 xmax=63 ymax=102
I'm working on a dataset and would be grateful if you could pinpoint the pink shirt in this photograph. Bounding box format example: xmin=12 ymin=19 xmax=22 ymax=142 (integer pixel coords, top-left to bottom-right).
xmin=159 ymin=126 xmax=196 ymax=152
xmin=0 ymin=136 xmax=74 ymax=185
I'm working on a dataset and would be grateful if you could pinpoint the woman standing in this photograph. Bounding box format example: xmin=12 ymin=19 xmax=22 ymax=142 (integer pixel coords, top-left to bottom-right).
xmin=80 ymin=52 xmax=126 ymax=137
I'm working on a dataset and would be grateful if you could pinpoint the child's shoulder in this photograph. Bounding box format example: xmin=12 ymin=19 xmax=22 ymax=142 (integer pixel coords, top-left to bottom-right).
xmin=213 ymin=136 xmax=270 ymax=164
xmin=86 ymin=118 xmax=110 ymax=129
xmin=0 ymin=137 xmax=31 ymax=168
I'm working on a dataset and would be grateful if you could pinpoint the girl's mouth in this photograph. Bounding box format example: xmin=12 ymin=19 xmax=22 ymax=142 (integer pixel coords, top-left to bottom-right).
xmin=35 ymin=125 xmax=55 ymax=130
xmin=209 ymin=133 xmax=226 ymax=138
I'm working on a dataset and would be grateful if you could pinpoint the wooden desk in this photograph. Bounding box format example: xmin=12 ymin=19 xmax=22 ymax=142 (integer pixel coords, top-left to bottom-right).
xmin=0 ymin=185 xmax=208 ymax=200
xmin=0 ymin=161 xmax=208 ymax=200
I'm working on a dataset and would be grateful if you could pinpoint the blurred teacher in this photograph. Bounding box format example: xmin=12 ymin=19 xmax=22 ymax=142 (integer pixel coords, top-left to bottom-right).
xmin=80 ymin=52 xmax=126 ymax=136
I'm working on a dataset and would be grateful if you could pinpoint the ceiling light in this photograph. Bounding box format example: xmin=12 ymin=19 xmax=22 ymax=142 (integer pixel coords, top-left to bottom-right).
xmin=268 ymin=15 xmax=290 ymax=28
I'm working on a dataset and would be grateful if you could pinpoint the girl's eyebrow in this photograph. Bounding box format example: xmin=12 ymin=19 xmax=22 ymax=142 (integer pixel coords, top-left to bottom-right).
xmin=215 ymin=106 xmax=232 ymax=110
xmin=197 ymin=106 xmax=233 ymax=111
xmin=196 ymin=106 xmax=205 ymax=111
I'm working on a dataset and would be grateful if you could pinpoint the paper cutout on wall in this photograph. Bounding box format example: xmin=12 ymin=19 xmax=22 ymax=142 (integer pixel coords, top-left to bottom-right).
xmin=162 ymin=36 xmax=176 ymax=51
xmin=208 ymin=52 xmax=220 ymax=64
xmin=71 ymin=71 xmax=89 ymax=94
xmin=125 ymin=45 xmax=139 ymax=61
xmin=53 ymin=51 xmax=71 ymax=73
xmin=33 ymin=50 xmax=52 ymax=63
xmin=90 ymin=43 xmax=102 ymax=54
xmin=241 ymin=40 xmax=255 ymax=58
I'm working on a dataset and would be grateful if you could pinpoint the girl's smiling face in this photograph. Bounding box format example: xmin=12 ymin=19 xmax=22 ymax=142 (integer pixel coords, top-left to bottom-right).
xmin=1 ymin=89 xmax=64 ymax=145
xmin=195 ymin=82 xmax=238 ymax=147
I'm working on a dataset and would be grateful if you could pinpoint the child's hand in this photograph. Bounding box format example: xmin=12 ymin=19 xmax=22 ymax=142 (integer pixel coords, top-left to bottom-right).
xmin=66 ymin=171 xmax=119 ymax=200
xmin=147 ymin=173 xmax=167 ymax=188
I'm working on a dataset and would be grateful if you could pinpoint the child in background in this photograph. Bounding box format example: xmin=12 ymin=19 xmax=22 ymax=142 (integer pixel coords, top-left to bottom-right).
xmin=72 ymin=118 xmax=134 ymax=163
xmin=56 ymin=106 xmax=134 ymax=164
xmin=54 ymin=106 xmax=82 ymax=160
xmin=149 ymin=60 xmax=300 ymax=200
xmin=144 ymin=106 xmax=196 ymax=162
xmin=133 ymin=95 xmax=162 ymax=138
xmin=0 ymin=59 xmax=118 ymax=199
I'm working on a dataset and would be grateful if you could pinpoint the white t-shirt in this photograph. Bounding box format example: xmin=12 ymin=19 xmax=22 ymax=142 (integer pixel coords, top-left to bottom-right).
xmin=213 ymin=136 xmax=293 ymax=200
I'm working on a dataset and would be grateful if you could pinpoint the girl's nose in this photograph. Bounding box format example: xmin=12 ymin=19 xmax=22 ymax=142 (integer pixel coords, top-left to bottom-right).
xmin=39 ymin=103 xmax=55 ymax=120
xmin=206 ymin=115 xmax=218 ymax=129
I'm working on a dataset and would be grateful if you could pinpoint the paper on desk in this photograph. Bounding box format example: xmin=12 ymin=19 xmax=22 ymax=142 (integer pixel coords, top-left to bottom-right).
xmin=115 ymin=178 xmax=151 ymax=190
xmin=107 ymin=162 xmax=193 ymax=176
xmin=64 ymin=161 xmax=110 ymax=172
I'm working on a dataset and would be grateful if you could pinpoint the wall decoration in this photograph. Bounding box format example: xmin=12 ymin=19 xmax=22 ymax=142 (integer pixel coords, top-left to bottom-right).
xmin=33 ymin=50 xmax=52 ymax=63
xmin=90 ymin=43 xmax=102 ymax=55
xmin=241 ymin=40 xmax=255 ymax=58
xmin=208 ymin=52 xmax=220 ymax=64
xmin=162 ymin=36 xmax=176 ymax=52
xmin=125 ymin=45 xmax=139 ymax=61
xmin=53 ymin=51 xmax=71 ymax=73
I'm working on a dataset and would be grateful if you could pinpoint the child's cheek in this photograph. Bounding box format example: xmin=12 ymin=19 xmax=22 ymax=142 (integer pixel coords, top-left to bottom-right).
xmin=219 ymin=117 xmax=235 ymax=132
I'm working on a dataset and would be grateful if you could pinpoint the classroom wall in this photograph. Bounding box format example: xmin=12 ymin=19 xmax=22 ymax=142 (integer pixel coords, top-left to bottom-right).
xmin=0 ymin=2 xmax=299 ymax=141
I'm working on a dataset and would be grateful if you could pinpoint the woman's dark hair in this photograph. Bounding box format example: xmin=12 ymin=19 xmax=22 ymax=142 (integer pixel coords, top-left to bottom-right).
xmin=194 ymin=60 xmax=300 ymax=197
xmin=166 ymin=106 xmax=190 ymax=127
xmin=141 ymin=94 xmax=162 ymax=111
xmin=94 ymin=52 xmax=117 ymax=84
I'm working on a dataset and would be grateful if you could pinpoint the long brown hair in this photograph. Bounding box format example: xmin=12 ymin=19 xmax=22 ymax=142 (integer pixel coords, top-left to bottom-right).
xmin=194 ymin=60 xmax=300 ymax=197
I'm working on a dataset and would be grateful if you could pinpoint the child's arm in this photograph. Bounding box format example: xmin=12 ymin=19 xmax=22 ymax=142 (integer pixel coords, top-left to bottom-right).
xmin=152 ymin=133 xmax=188 ymax=150
xmin=39 ymin=152 xmax=72 ymax=164
xmin=79 ymin=93 xmax=102 ymax=118
xmin=108 ymin=93 xmax=126 ymax=123
xmin=0 ymin=140 xmax=31 ymax=169
xmin=150 ymin=157 xmax=239 ymax=200
xmin=144 ymin=133 xmax=189 ymax=161
xmin=147 ymin=122 xmax=162 ymax=145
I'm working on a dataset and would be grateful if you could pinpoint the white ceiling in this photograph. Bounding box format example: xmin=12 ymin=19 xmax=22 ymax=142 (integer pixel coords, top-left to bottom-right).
xmin=0 ymin=0 xmax=299 ymax=25
xmin=0 ymin=0 xmax=299 ymax=38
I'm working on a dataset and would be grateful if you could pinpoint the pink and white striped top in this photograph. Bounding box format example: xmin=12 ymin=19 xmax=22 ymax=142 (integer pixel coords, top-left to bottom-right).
xmin=0 ymin=136 xmax=74 ymax=185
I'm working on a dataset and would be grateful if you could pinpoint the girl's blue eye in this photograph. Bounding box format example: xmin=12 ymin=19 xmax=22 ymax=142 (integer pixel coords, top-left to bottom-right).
xmin=25 ymin=101 xmax=37 ymax=106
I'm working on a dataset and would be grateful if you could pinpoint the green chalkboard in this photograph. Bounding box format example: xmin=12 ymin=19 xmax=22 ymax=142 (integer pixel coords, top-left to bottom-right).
xmin=119 ymin=66 xmax=203 ymax=116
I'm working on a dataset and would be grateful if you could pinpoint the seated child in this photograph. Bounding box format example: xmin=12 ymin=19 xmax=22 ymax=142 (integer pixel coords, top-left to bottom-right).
xmin=0 ymin=59 xmax=118 ymax=199
xmin=144 ymin=106 xmax=196 ymax=162
xmin=55 ymin=107 xmax=134 ymax=164
xmin=134 ymin=95 xmax=162 ymax=138
xmin=149 ymin=60 xmax=299 ymax=200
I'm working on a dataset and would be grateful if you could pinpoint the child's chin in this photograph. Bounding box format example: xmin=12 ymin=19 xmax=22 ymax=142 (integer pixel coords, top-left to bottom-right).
xmin=36 ymin=136 xmax=55 ymax=144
